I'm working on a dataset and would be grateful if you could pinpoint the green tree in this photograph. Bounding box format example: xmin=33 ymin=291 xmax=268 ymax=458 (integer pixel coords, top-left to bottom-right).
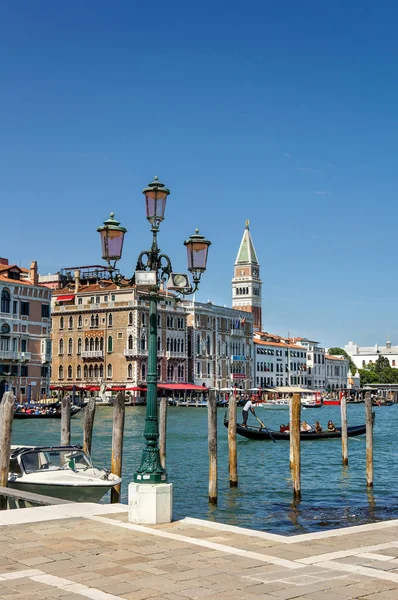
xmin=357 ymin=368 xmax=378 ymax=386
xmin=379 ymin=366 xmax=398 ymax=383
xmin=328 ymin=347 xmax=357 ymax=375
xmin=375 ymin=355 xmax=390 ymax=374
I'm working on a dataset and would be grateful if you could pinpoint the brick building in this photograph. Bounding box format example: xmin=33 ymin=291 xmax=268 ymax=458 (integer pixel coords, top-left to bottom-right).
xmin=0 ymin=258 xmax=51 ymax=400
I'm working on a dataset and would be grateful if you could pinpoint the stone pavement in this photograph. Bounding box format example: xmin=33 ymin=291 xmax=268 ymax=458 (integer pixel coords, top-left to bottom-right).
xmin=1 ymin=503 xmax=398 ymax=599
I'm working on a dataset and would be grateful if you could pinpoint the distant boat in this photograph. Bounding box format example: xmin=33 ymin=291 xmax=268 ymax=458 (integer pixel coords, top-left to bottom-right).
xmin=13 ymin=406 xmax=81 ymax=419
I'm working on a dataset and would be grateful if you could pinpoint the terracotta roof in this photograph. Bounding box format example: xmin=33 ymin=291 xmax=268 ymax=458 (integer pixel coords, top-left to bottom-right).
xmin=255 ymin=339 xmax=306 ymax=350
xmin=325 ymin=354 xmax=346 ymax=361
xmin=0 ymin=274 xmax=43 ymax=287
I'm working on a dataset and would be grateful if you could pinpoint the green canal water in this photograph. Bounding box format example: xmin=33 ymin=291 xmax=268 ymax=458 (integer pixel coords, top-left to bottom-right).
xmin=11 ymin=403 xmax=398 ymax=535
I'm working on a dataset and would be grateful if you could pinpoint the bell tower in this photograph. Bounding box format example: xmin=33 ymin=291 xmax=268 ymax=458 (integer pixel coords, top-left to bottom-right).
xmin=232 ymin=220 xmax=262 ymax=331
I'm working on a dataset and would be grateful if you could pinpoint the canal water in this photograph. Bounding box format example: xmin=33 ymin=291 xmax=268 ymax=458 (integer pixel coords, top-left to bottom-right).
xmin=11 ymin=403 xmax=398 ymax=535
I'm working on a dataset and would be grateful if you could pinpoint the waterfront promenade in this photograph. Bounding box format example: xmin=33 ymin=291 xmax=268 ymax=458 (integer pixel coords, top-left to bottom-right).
xmin=1 ymin=504 xmax=398 ymax=599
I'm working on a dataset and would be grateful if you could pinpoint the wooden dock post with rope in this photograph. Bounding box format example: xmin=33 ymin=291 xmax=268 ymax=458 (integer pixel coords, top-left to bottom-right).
xmin=290 ymin=392 xmax=301 ymax=500
xmin=340 ymin=392 xmax=348 ymax=466
xmin=208 ymin=389 xmax=217 ymax=504
xmin=228 ymin=394 xmax=238 ymax=488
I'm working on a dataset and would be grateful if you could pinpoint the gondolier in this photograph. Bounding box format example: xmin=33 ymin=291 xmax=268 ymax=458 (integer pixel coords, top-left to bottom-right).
xmin=242 ymin=399 xmax=256 ymax=427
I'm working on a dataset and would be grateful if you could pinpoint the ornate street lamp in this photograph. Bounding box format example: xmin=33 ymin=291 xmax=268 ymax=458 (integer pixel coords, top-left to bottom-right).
xmin=97 ymin=176 xmax=210 ymax=485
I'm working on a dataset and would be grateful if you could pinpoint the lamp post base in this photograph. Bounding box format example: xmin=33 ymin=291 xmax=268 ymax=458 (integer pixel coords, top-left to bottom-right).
xmin=128 ymin=482 xmax=173 ymax=524
xmin=133 ymin=472 xmax=167 ymax=484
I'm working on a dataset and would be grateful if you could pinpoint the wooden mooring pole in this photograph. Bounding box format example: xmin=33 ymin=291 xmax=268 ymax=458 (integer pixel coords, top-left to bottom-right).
xmin=0 ymin=392 xmax=15 ymax=489
xmin=159 ymin=396 xmax=167 ymax=470
xmin=111 ymin=392 xmax=125 ymax=503
xmin=365 ymin=391 xmax=373 ymax=487
xmin=208 ymin=389 xmax=217 ymax=504
xmin=290 ymin=393 xmax=301 ymax=500
xmin=61 ymin=396 xmax=71 ymax=446
xmin=340 ymin=392 xmax=348 ymax=466
xmin=228 ymin=394 xmax=238 ymax=487
xmin=289 ymin=396 xmax=293 ymax=469
xmin=83 ymin=397 xmax=96 ymax=456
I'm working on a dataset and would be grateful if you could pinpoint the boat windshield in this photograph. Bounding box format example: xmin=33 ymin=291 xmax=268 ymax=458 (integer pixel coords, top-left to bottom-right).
xmin=21 ymin=449 xmax=93 ymax=474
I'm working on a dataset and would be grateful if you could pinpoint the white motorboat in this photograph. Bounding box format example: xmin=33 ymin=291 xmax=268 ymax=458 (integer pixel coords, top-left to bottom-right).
xmin=8 ymin=445 xmax=122 ymax=502
xmin=260 ymin=399 xmax=289 ymax=410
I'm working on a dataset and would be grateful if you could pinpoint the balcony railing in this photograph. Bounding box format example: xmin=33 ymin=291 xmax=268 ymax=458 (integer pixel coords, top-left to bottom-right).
xmin=81 ymin=350 xmax=104 ymax=358
xmin=0 ymin=351 xmax=31 ymax=361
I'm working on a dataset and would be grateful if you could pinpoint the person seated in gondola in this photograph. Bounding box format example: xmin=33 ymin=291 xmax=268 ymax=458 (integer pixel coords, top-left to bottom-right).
xmin=279 ymin=423 xmax=290 ymax=433
xmin=301 ymin=420 xmax=312 ymax=432
xmin=314 ymin=420 xmax=323 ymax=434
xmin=327 ymin=420 xmax=337 ymax=432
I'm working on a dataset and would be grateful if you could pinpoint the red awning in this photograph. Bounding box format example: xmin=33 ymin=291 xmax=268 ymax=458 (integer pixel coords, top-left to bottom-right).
xmin=56 ymin=294 xmax=75 ymax=302
xmin=125 ymin=386 xmax=147 ymax=391
xmin=157 ymin=383 xmax=208 ymax=391
xmin=107 ymin=386 xmax=126 ymax=392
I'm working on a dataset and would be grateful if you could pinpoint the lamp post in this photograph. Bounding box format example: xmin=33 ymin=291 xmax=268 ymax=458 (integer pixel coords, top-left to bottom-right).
xmin=97 ymin=176 xmax=211 ymax=492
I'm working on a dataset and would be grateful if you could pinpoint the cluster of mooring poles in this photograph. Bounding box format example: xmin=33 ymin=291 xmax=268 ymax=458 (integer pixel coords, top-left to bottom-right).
xmin=203 ymin=389 xmax=374 ymax=505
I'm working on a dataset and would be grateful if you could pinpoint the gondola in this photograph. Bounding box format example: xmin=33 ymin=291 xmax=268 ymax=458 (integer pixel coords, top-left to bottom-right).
xmin=223 ymin=419 xmax=367 ymax=440
xmin=13 ymin=406 xmax=81 ymax=419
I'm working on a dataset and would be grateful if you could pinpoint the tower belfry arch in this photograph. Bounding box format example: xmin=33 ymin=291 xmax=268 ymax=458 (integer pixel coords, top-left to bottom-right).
xmin=232 ymin=221 xmax=262 ymax=330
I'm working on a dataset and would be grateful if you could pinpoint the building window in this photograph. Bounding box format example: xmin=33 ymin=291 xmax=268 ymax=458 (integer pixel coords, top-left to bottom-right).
xmin=142 ymin=313 xmax=146 ymax=326
xmin=78 ymin=315 xmax=82 ymax=328
xmin=59 ymin=365 xmax=63 ymax=379
xmin=20 ymin=301 xmax=30 ymax=316
xmin=67 ymin=365 xmax=72 ymax=379
xmin=84 ymin=365 xmax=88 ymax=378
xmin=68 ymin=316 xmax=73 ymax=329
xmin=128 ymin=312 xmax=133 ymax=326
xmin=1 ymin=289 xmax=10 ymax=313
xmin=141 ymin=335 xmax=146 ymax=350
xmin=60 ymin=316 xmax=64 ymax=330
xmin=157 ymin=336 xmax=161 ymax=351
xmin=41 ymin=366 xmax=47 ymax=378
xmin=107 ymin=363 xmax=113 ymax=378
xmin=68 ymin=338 xmax=73 ymax=354
xmin=107 ymin=336 xmax=113 ymax=352
xmin=127 ymin=363 xmax=133 ymax=378
xmin=108 ymin=313 xmax=113 ymax=327
xmin=13 ymin=300 xmax=18 ymax=315
xmin=141 ymin=363 xmax=146 ymax=380
xmin=77 ymin=365 xmax=81 ymax=379
xmin=128 ymin=334 xmax=133 ymax=350
xmin=78 ymin=297 xmax=82 ymax=305
xmin=99 ymin=364 xmax=104 ymax=378
xmin=59 ymin=339 xmax=64 ymax=354
xmin=111 ymin=294 xmax=115 ymax=301
xmin=41 ymin=304 xmax=50 ymax=318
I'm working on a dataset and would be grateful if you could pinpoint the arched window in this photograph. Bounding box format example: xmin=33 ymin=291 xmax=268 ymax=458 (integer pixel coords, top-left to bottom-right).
xmin=99 ymin=364 xmax=104 ymax=378
xmin=140 ymin=335 xmax=146 ymax=350
xmin=1 ymin=289 xmax=10 ymax=313
xmin=85 ymin=338 xmax=89 ymax=351
xmin=77 ymin=365 xmax=81 ymax=379
xmin=393 ymin=360 xmax=396 ymax=367
xmin=141 ymin=363 xmax=146 ymax=380
xmin=196 ymin=335 xmax=200 ymax=355
xmin=207 ymin=336 xmax=211 ymax=355
xmin=108 ymin=313 xmax=113 ymax=327
xmin=95 ymin=315 xmax=99 ymax=327
xmin=90 ymin=315 xmax=95 ymax=327
xmin=67 ymin=365 xmax=72 ymax=379
xmin=181 ymin=339 xmax=184 ymax=353
xmin=173 ymin=339 xmax=177 ymax=352
xmin=90 ymin=338 xmax=94 ymax=351
xmin=157 ymin=336 xmax=161 ymax=351
xmin=107 ymin=363 xmax=113 ymax=378
xmin=108 ymin=336 xmax=113 ymax=352
xmin=141 ymin=312 xmax=146 ymax=326
xmin=59 ymin=365 xmax=64 ymax=379
xmin=157 ymin=314 xmax=161 ymax=327
xmin=89 ymin=365 xmax=93 ymax=378
xmin=100 ymin=337 xmax=104 ymax=351
xmin=177 ymin=339 xmax=181 ymax=352
xmin=68 ymin=338 xmax=73 ymax=354
xmin=128 ymin=363 xmax=133 ymax=378
xmin=68 ymin=316 xmax=73 ymax=329
xmin=95 ymin=337 xmax=99 ymax=350
xmin=60 ymin=316 xmax=64 ymax=330
xmin=78 ymin=315 xmax=82 ymax=328
xmin=128 ymin=312 xmax=133 ymax=326
xmin=128 ymin=334 xmax=133 ymax=350
xmin=59 ymin=339 xmax=64 ymax=354
xmin=84 ymin=365 xmax=88 ymax=378
xmin=94 ymin=364 xmax=99 ymax=378
xmin=157 ymin=363 xmax=161 ymax=378
xmin=166 ymin=337 xmax=170 ymax=351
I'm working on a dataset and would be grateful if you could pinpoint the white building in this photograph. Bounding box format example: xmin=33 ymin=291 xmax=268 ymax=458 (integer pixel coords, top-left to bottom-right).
xmin=344 ymin=340 xmax=398 ymax=370
xmin=295 ymin=338 xmax=326 ymax=390
xmin=184 ymin=300 xmax=254 ymax=390
xmin=325 ymin=354 xmax=349 ymax=391
xmin=254 ymin=332 xmax=307 ymax=389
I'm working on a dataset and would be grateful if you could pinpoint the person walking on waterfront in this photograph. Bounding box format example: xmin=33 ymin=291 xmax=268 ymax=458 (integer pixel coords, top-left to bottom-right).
xmin=242 ymin=398 xmax=256 ymax=427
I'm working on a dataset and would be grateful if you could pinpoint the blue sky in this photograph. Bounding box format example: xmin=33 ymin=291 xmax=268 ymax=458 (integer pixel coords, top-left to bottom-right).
xmin=1 ymin=1 xmax=397 ymax=347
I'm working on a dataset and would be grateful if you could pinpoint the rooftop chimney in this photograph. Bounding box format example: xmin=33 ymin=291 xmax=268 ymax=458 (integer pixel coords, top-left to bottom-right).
xmin=74 ymin=270 xmax=80 ymax=294
xmin=30 ymin=261 xmax=38 ymax=286
xmin=0 ymin=258 xmax=8 ymax=266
